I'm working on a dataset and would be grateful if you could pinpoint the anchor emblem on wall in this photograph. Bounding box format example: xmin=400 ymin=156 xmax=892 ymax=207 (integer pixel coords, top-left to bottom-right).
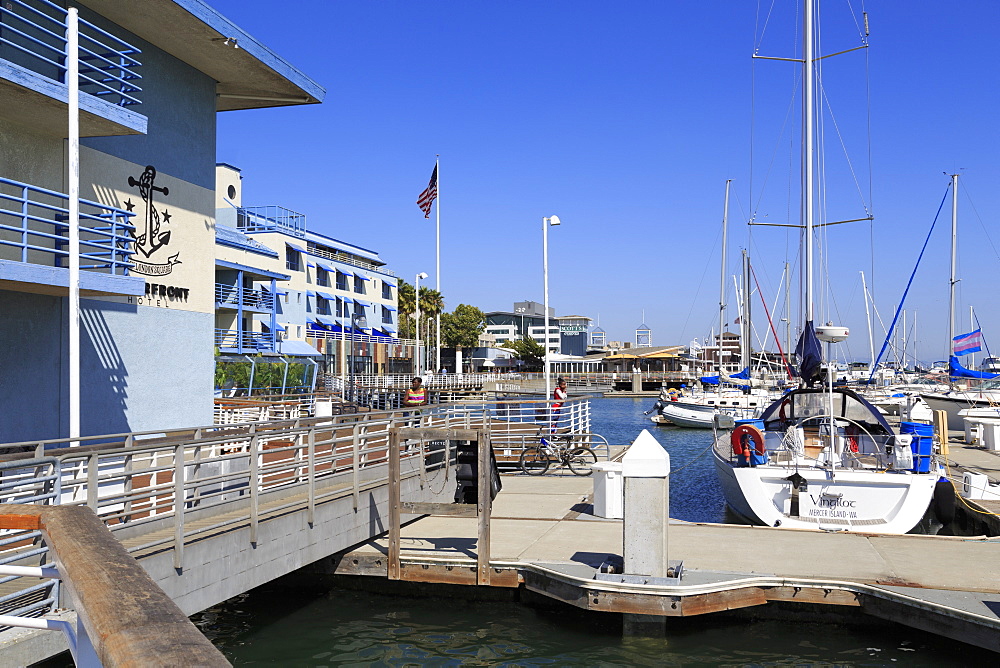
xmin=126 ymin=165 xmax=181 ymax=276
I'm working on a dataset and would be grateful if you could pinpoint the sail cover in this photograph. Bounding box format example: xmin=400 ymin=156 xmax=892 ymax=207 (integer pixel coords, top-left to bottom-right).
xmin=948 ymin=355 xmax=999 ymax=379
xmin=794 ymin=320 xmax=823 ymax=387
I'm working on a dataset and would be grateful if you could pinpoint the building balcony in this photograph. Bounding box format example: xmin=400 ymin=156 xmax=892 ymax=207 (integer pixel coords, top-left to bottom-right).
xmin=215 ymin=328 xmax=275 ymax=353
xmin=0 ymin=175 xmax=143 ymax=297
xmin=0 ymin=0 xmax=145 ymax=136
xmin=214 ymin=282 xmax=275 ymax=313
xmin=236 ymin=206 xmax=305 ymax=237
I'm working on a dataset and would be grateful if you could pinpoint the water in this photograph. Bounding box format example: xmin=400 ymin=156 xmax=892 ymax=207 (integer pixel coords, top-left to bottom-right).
xmin=166 ymin=399 xmax=999 ymax=664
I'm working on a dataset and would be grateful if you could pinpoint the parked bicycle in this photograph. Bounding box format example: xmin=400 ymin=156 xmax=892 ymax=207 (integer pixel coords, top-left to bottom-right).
xmin=519 ymin=434 xmax=598 ymax=476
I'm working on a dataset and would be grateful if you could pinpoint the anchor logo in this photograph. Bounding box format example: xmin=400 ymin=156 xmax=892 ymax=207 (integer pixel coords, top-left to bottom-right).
xmin=126 ymin=165 xmax=180 ymax=276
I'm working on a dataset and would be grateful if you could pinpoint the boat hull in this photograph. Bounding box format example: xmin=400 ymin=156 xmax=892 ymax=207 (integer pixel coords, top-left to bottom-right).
xmin=712 ymin=441 xmax=938 ymax=533
xmin=920 ymin=392 xmax=1000 ymax=430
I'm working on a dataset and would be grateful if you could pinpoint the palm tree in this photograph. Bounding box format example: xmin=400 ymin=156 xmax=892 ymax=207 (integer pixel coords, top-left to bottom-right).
xmin=417 ymin=286 xmax=444 ymax=349
xmin=397 ymin=280 xmax=415 ymax=339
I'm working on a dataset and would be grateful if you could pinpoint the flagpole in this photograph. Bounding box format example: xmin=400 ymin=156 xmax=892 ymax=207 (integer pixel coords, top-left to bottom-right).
xmin=435 ymin=156 xmax=441 ymax=374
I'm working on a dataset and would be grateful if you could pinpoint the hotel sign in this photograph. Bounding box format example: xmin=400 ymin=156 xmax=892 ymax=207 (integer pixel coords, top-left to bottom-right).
xmin=560 ymin=325 xmax=586 ymax=332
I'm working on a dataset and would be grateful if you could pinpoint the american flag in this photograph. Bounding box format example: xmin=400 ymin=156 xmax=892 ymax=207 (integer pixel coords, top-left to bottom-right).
xmin=416 ymin=165 xmax=438 ymax=218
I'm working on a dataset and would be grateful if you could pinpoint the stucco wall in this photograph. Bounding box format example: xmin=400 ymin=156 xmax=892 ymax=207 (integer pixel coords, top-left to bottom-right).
xmin=0 ymin=290 xmax=213 ymax=443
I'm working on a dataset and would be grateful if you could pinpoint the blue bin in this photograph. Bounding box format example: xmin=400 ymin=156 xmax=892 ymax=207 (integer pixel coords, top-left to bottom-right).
xmin=735 ymin=419 xmax=765 ymax=430
xmin=900 ymin=421 xmax=933 ymax=473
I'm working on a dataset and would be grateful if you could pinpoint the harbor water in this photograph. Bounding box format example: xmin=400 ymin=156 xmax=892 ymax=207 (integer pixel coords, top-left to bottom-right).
xmin=149 ymin=398 xmax=992 ymax=664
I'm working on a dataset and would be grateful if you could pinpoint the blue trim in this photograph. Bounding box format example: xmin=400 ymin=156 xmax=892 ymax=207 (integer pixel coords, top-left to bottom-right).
xmin=0 ymin=58 xmax=147 ymax=137
xmin=171 ymin=0 xmax=326 ymax=104
xmin=384 ymin=305 xmax=397 ymax=312
xmin=316 ymin=291 xmax=335 ymax=300
xmin=339 ymin=296 xmax=354 ymax=304
xmin=0 ymin=258 xmax=144 ymax=296
xmin=355 ymin=273 xmax=372 ymax=281
xmin=306 ymin=290 xmax=316 ymax=297
xmin=215 ymin=235 xmax=280 ymax=258
xmin=215 ymin=259 xmax=290 ymax=280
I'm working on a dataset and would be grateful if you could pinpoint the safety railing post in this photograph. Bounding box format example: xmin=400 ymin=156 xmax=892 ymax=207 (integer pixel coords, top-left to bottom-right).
xmin=249 ymin=433 xmax=259 ymax=545
xmin=352 ymin=424 xmax=360 ymax=510
xmin=387 ymin=429 xmax=401 ymax=580
xmin=476 ymin=429 xmax=491 ymax=585
xmin=86 ymin=454 xmax=98 ymax=511
xmin=172 ymin=444 xmax=184 ymax=570
xmin=307 ymin=427 xmax=316 ymax=525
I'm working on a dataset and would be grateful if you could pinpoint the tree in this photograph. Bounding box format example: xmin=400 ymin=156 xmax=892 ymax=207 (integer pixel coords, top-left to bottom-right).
xmin=501 ymin=336 xmax=546 ymax=371
xmin=416 ymin=286 xmax=444 ymax=349
xmin=442 ymin=304 xmax=486 ymax=371
xmin=396 ymin=280 xmax=415 ymax=339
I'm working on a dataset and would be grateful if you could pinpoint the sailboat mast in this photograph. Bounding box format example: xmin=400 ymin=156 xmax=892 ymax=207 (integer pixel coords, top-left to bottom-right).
xmin=803 ymin=0 xmax=815 ymax=324
xmin=948 ymin=173 xmax=959 ymax=351
xmin=861 ymin=270 xmax=874 ymax=374
xmin=719 ymin=179 xmax=732 ymax=371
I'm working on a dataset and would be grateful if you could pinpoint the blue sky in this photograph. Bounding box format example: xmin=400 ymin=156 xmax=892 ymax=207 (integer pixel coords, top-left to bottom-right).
xmin=211 ymin=1 xmax=999 ymax=365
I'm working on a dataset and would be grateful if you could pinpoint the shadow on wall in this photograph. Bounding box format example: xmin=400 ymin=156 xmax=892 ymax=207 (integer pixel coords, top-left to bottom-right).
xmin=80 ymin=301 xmax=134 ymax=439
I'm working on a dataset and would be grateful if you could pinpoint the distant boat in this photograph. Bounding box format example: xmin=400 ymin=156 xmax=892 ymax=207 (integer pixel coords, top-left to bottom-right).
xmin=711 ymin=0 xmax=940 ymax=534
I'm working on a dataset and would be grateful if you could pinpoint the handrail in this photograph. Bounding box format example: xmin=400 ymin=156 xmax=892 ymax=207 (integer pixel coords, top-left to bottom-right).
xmin=0 ymin=505 xmax=228 ymax=666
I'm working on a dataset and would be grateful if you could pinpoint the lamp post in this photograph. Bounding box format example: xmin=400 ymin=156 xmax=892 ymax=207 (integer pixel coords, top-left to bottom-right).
xmin=350 ymin=311 xmax=367 ymax=404
xmin=542 ymin=215 xmax=561 ymax=399
xmin=415 ymin=272 xmax=428 ymax=376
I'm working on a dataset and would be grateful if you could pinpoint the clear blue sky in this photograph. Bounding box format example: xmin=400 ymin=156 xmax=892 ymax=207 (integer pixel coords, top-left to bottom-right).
xmin=210 ymin=0 xmax=999 ymax=365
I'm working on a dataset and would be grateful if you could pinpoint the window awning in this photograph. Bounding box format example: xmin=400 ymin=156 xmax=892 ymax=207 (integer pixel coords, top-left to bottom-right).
xmin=354 ymin=299 xmax=372 ymax=308
xmin=316 ymin=262 xmax=334 ymax=273
xmin=307 ymin=262 xmax=315 ymax=268
xmin=215 ymin=259 xmax=290 ymax=281
xmin=306 ymin=290 xmax=316 ymax=297
xmin=285 ymin=242 xmax=306 ymax=254
xmin=383 ymin=305 xmax=397 ymax=312
xmin=339 ymin=296 xmax=354 ymax=304
xmin=382 ymin=325 xmax=397 ymax=334
xmin=316 ymin=291 xmax=336 ymax=301
xmin=277 ymin=340 xmax=323 ymax=357
xmin=337 ymin=268 xmax=354 ymax=278
xmin=274 ymin=323 xmax=286 ymax=332
xmin=355 ymin=273 xmax=371 ymax=281
xmin=315 ymin=316 xmax=335 ymax=326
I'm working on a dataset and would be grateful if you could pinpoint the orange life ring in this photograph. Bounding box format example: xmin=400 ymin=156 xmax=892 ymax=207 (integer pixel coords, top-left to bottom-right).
xmin=731 ymin=424 xmax=767 ymax=457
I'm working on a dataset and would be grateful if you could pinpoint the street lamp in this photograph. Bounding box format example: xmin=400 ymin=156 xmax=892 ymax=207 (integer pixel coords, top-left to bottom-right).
xmin=350 ymin=310 xmax=367 ymax=404
xmin=542 ymin=215 xmax=561 ymax=399
xmin=415 ymin=271 xmax=428 ymax=375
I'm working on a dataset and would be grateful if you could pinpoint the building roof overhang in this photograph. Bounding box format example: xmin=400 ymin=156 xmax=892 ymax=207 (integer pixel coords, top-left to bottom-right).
xmin=79 ymin=0 xmax=325 ymax=111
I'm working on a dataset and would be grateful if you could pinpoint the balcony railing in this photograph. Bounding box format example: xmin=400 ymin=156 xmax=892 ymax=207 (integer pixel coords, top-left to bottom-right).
xmin=0 ymin=0 xmax=142 ymax=107
xmin=236 ymin=206 xmax=305 ymax=237
xmin=214 ymin=283 xmax=275 ymax=311
xmin=215 ymin=329 xmax=275 ymax=351
xmin=0 ymin=176 xmax=135 ymax=275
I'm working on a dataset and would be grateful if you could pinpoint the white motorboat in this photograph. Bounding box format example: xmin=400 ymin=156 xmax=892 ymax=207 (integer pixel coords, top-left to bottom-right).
xmin=657 ymin=393 xmax=767 ymax=428
xmin=712 ymin=0 xmax=941 ymax=534
xmin=920 ymin=378 xmax=1000 ymax=430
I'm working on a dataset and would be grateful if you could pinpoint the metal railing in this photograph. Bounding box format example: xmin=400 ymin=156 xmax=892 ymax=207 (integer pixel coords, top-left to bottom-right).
xmin=236 ymin=205 xmax=305 ymax=236
xmin=214 ymin=283 xmax=276 ymax=311
xmin=0 ymin=176 xmax=135 ymax=275
xmin=307 ymin=330 xmax=418 ymax=347
xmin=0 ymin=0 xmax=142 ymax=107
xmin=214 ymin=329 xmax=275 ymax=351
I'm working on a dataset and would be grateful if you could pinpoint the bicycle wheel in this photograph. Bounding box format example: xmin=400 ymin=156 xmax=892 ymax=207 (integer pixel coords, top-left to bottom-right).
xmin=566 ymin=447 xmax=598 ymax=476
xmin=519 ymin=446 xmax=550 ymax=476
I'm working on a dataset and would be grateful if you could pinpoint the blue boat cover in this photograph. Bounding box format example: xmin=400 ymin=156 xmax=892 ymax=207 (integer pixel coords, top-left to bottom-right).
xmin=948 ymin=355 xmax=999 ymax=379
xmin=795 ymin=320 xmax=823 ymax=387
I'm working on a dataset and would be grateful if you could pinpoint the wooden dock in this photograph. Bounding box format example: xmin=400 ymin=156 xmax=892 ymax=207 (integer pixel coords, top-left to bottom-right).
xmin=331 ymin=471 xmax=1000 ymax=653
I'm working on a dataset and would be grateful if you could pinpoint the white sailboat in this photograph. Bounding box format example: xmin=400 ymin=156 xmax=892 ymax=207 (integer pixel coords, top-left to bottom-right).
xmin=711 ymin=0 xmax=940 ymax=534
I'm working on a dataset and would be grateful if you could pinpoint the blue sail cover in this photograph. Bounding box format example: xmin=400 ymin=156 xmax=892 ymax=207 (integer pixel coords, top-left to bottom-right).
xmin=948 ymin=355 xmax=999 ymax=379
xmin=795 ymin=320 xmax=823 ymax=387
xmin=699 ymin=367 xmax=750 ymax=387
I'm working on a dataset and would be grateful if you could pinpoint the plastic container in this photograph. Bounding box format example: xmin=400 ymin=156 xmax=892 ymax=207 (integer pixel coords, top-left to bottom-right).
xmin=591 ymin=462 xmax=624 ymax=519
xmin=900 ymin=421 xmax=933 ymax=473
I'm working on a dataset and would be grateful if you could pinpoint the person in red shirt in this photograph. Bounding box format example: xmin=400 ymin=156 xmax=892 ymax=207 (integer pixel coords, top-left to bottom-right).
xmin=550 ymin=377 xmax=567 ymax=432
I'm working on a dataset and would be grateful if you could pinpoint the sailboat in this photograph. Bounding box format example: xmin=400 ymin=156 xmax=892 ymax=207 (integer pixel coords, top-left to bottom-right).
xmin=918 ymin=175 xmax=1000 ymax=429
xmin=711 ymin=0 xmax=940 ymax=533
xmin=657 ymin=185 xmax=778 ymax=428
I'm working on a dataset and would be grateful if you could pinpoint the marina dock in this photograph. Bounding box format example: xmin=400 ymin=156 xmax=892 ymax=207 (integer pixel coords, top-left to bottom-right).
xmin=332 ymin=468 xmax=1000 ymax=653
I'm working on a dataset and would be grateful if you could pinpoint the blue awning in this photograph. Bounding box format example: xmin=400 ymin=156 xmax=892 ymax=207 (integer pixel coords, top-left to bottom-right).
xmin=315 ymin=316 xmax=335 ymax=326
xmin=354 ymin=299 xmax=372 ymax=308
xmin=384 ymin=305 xmax=397 ymax=312
xmin=274 ymin=323 xmax=286 ymax=332
xmin=382 ymin=325 xmax=397 ymax=334
xmin=317 ymin=262 xmax=334 ymax=272
xmin=306 ymin=290 xmax=316 ymax=297
xmin=316 ymin=291 xmax=336 ymax=301
xmin=277 ymin=340 xmax=323 ymax=357
xmin=307 ymin=262 xmax=315 ymax=268
xmin=355 ymin=273 xmax=372 ymax=281
xmin=337 ymin=268 xmax=354 ymax=277
xmin=285 ymin=241 xmax=306 ymax=254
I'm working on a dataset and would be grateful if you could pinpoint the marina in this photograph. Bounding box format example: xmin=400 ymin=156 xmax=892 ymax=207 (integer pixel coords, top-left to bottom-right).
xmin=1 ymin=0 xmax=999 ymax=665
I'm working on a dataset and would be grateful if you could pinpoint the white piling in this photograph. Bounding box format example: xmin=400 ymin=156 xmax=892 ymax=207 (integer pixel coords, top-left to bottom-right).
xmin=621 ymin=429 xmax=670 ymax=635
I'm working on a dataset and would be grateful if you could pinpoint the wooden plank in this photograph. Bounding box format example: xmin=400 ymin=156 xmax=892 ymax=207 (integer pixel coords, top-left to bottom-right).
xmin=477 ymin=430 xmax=491 ymax=585
xmin=399 ymin=563 xmax=520 ymax=588
xmin=765 ymin=586 xmax=860 ymax=607
xmin=401 ymin=502 xmax=478 ymax=517
xmin=0 ymin=504 xmax=229 ymax=666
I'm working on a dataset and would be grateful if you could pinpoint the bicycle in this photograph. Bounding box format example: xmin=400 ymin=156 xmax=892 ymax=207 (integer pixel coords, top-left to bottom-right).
xmin=519 ymin=434 xmax=598 ymax=476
